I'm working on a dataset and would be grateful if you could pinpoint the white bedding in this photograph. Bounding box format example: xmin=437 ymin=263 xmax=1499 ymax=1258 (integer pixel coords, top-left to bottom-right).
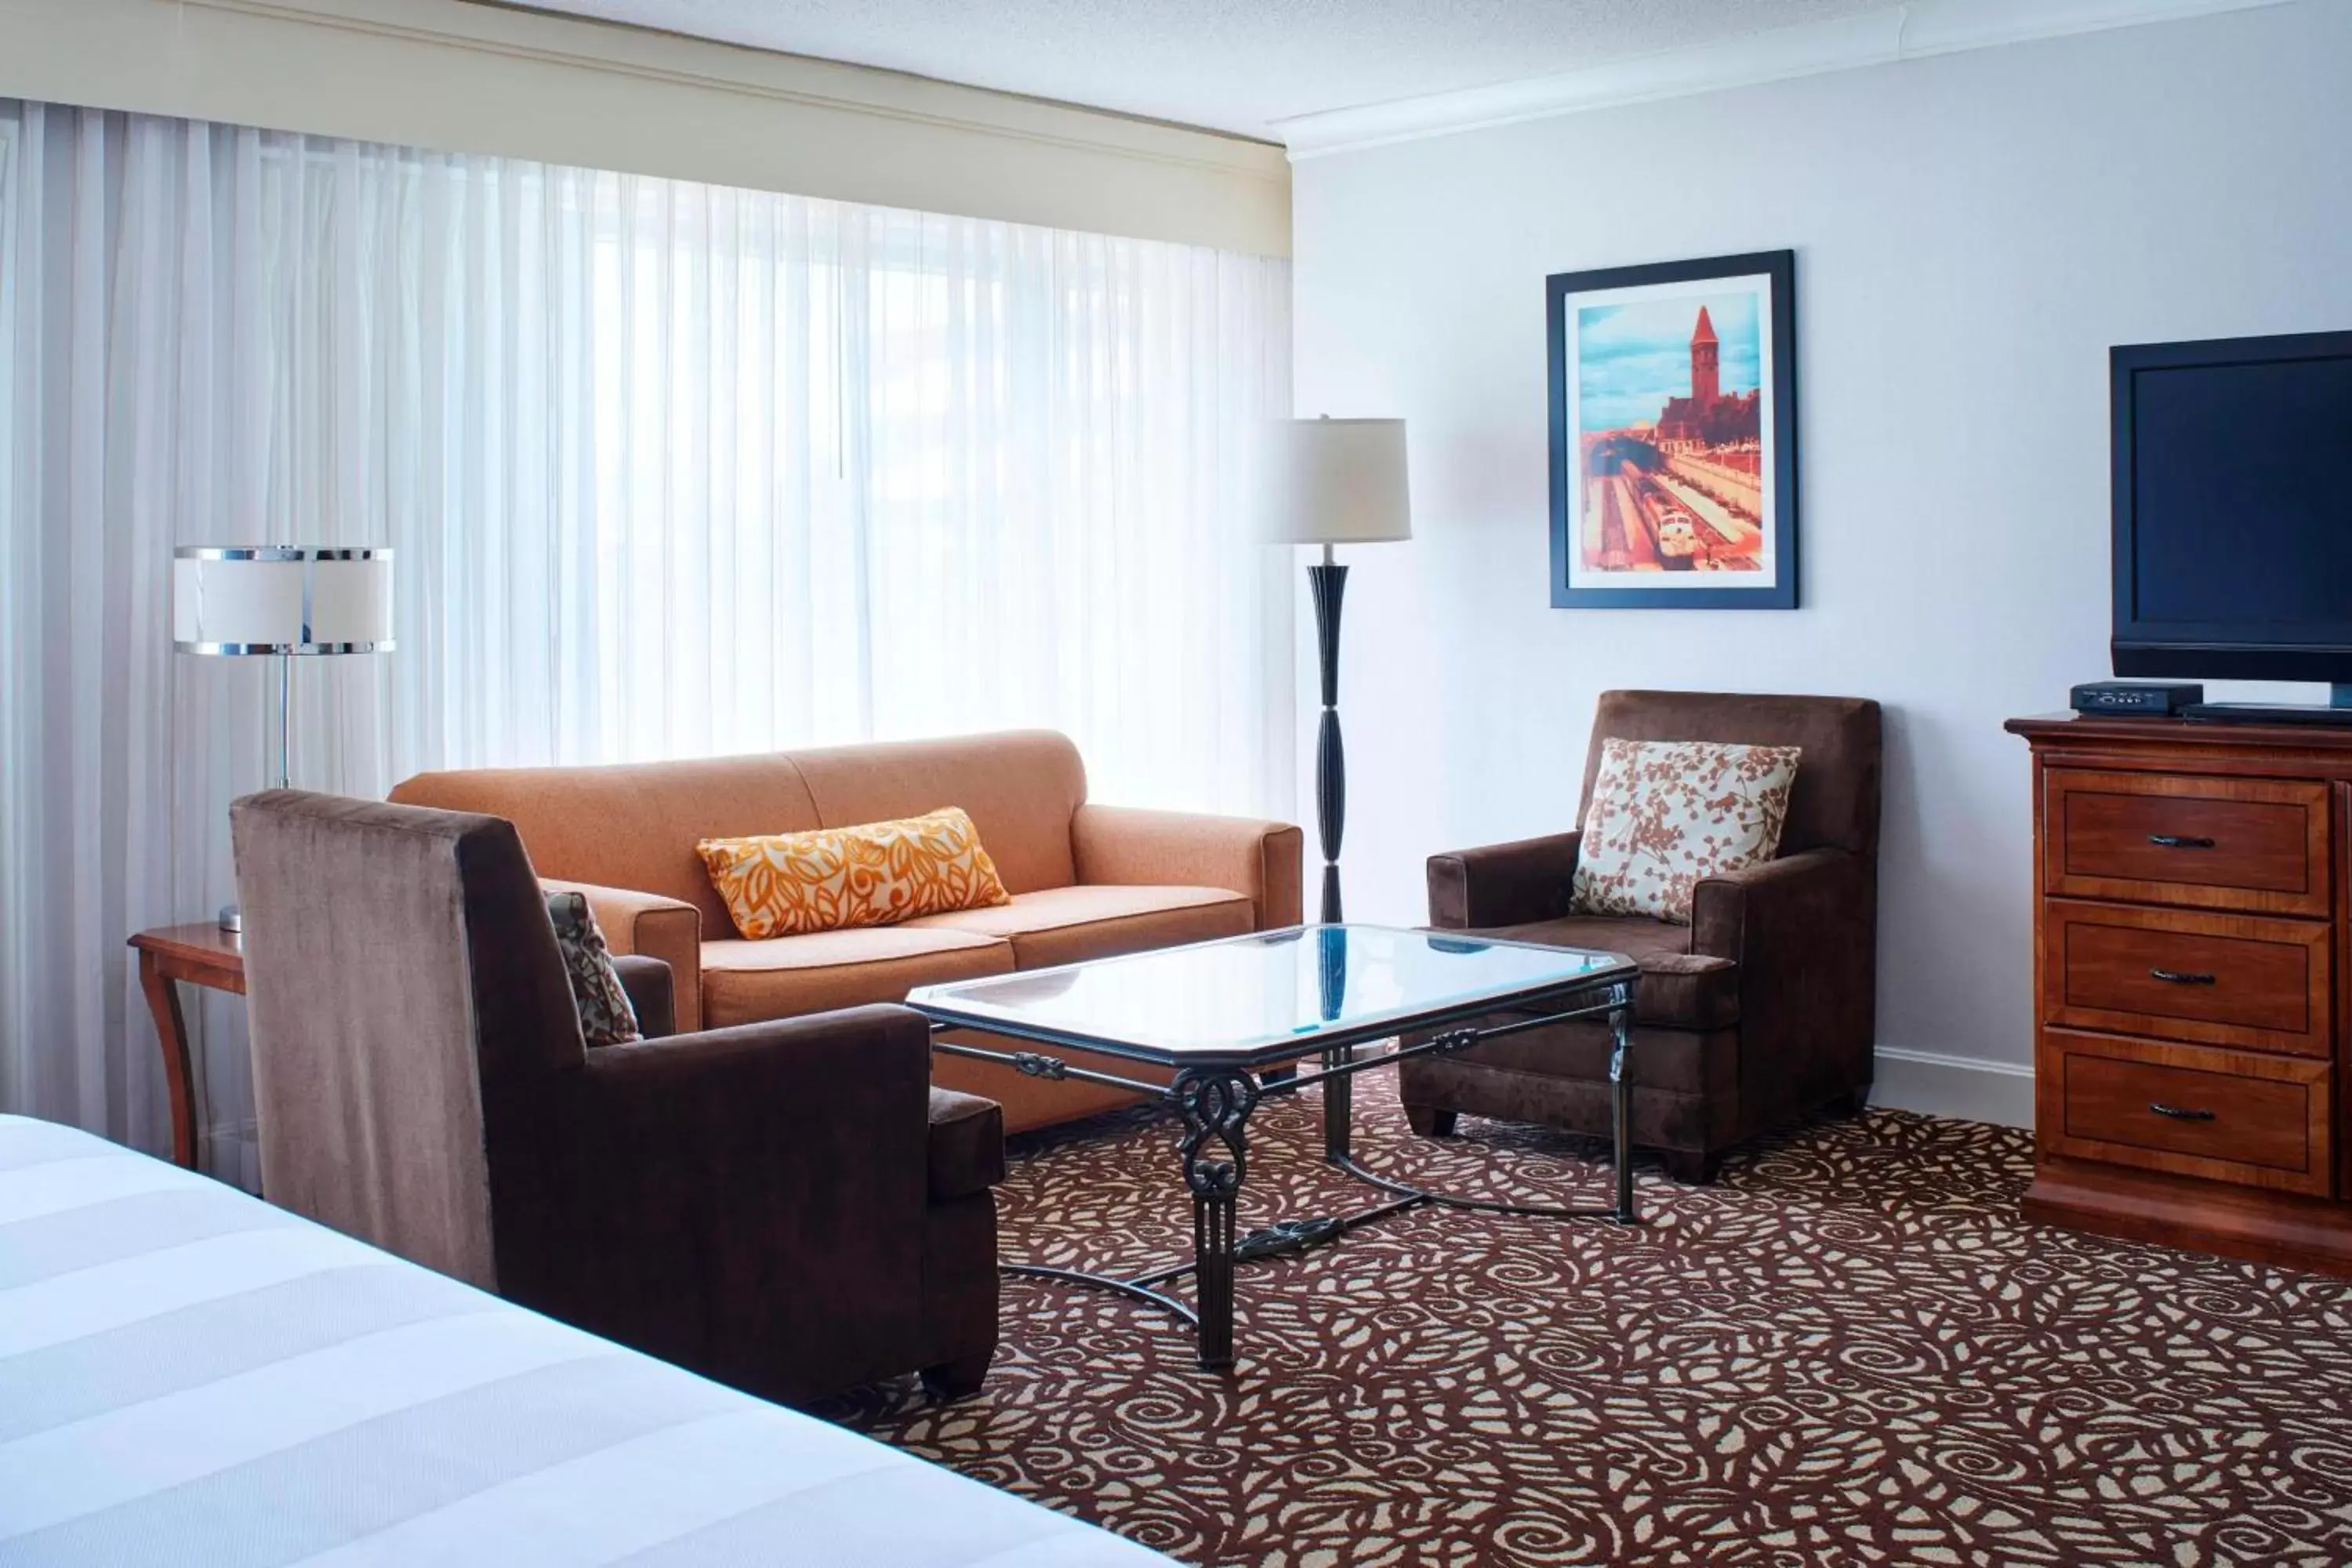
xmin=0 ymin=1115 xmax=1167 ymax=1566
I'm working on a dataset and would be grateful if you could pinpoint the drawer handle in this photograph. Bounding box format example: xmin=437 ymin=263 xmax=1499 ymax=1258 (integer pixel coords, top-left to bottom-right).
xmin=2148 ymin=1102 xmax=2216 ymax=1122
xmin=2149 ymin=967 xmax=2216 ymax=985
xmin=2146 ymin=833 xmax=2216 ymax=849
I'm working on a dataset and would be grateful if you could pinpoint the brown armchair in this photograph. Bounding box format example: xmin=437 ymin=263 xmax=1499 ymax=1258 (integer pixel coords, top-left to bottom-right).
xmin=229 ymin=789 xmax=1004 ymax=1403
xmin=1399 ymin=691 xmax=1882 ymax=1183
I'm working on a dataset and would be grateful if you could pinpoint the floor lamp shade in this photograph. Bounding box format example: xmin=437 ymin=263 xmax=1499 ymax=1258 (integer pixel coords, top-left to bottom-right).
xmin=1261 ymin=418 xmax=1412 ymax=546
xmin=1262 ymin=419 xmax=1410 ymax=925
xmin=172 ymin=546 xmax=395 ymax=931
xmin=172 ymin=546 xmax=395 ymax=654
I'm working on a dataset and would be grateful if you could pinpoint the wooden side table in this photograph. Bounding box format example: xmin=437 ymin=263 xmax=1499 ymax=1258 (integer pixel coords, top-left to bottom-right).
xmin=128 ymin=924 xmax=246 ymax=1170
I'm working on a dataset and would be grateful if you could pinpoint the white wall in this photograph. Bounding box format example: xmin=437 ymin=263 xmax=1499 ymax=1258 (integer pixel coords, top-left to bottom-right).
xmin=1290 ymin=0 xmax=2352 ymax=1125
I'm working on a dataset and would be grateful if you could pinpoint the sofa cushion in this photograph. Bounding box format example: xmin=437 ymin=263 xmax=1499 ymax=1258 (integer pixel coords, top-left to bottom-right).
xmin=1478 ymin=913 xmax=1738 ymax=1031
xmin=927 ymin=1087 xmax=1007 ymax=1201
xmin=394 ymin=753 xmax=821 ymax=931
xmin=699 ymin=926 xmax=1014 ymax=1027
xmin=1487 ymin=912 xmax=1690 ymax=961
xmin=905 ymin=884 xmax=1254 ymax=970
xmin=789 ymin=731 xmax=1087 ymax=895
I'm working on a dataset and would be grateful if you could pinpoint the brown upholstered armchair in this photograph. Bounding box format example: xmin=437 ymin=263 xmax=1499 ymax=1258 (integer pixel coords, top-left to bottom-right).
xmin=1399 ymin=691 xmax=1882 ymax=1183
xmin=230 ymin=789 xmax=1004 ymax=1403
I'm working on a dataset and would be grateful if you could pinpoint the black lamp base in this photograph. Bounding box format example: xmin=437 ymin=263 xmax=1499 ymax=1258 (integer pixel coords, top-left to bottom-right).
xmin=1308 ymin=559 xmax=1348 ymax=924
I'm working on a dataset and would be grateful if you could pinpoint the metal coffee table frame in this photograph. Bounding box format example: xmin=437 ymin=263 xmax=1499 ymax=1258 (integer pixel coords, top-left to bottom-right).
xmin=916 ymin=958 xmax=1639 ymax=1372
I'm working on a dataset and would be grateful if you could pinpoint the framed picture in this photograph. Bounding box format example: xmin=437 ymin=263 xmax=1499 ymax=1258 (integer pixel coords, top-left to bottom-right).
xmin=1548 ymin=249 xmax=1798 ymax=609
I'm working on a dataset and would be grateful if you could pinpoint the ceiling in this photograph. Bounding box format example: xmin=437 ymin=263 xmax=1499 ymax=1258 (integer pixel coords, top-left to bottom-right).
xmin=500 ymin=0 xmax=1918 ymax=142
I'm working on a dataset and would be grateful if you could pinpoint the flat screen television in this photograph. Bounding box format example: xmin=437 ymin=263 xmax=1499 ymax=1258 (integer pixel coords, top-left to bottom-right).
xmin=2112 ymin=329 xmax=2352 ymax=718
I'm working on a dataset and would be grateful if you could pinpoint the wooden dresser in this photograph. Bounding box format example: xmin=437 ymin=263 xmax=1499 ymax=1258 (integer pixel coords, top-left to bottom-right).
xmin=2009 ymin=713 xmax=2352 ymax=1276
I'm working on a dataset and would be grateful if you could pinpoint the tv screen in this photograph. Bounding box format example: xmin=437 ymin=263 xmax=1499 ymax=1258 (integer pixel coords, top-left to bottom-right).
xmin=2113 ymin=331 xmax=2352 ymax=682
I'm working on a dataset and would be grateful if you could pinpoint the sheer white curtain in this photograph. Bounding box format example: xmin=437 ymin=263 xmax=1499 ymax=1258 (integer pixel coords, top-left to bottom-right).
xmin=0 ymin=100 xmax=1294 ymax=1169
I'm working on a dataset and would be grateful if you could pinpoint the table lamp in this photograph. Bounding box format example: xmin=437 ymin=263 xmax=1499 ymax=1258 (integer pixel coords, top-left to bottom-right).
xmin=1263 ymin=417 xmax=1410 ymax=923
xmin=174 ymin=546 xmax=395 ymax=929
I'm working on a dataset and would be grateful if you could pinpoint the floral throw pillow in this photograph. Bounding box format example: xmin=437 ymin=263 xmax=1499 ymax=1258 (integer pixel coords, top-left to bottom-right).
xmin=546 ymin=891 xmax=642 ymax=1047
xmin=1570 ymin=739 xmax=1802 ymax=925
xmin=695 ymin=806 xmax=1012 ymax=941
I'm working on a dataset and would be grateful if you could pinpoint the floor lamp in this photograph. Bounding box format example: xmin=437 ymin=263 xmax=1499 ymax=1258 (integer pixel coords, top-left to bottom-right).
xmin=173 ymin=546 xmax=396 ymax=930
xmin=1265 ymin=417 xmax=1412 ymax=924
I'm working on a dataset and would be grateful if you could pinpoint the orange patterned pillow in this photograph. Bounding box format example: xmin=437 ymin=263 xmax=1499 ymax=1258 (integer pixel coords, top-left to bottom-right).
xmin=696 ymin=808 xmax=1011 ymax=940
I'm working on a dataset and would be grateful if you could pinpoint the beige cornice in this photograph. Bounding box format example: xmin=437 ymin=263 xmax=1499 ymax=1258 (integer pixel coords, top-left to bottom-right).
xmin=0 ymin=0 xmax=1291 ymax=255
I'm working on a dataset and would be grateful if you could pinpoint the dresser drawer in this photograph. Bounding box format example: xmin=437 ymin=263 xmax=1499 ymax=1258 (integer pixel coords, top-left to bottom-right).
xmin=2043 ymin=899 xmax=2331 ymax=1057
xmin=2044 ymin=769 xmax=2329 ymax=916
xmin=2041 ymin=1029 xmax=2331 ymax=1196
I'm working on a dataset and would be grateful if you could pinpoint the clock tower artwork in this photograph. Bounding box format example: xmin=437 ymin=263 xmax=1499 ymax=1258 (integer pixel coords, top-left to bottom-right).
xmin=1652 ymin=303 xmax=1757 ymax=452
xmin=1549 ymin=249 xmax=1796 ymax=608
xmin=1690 ymin=306 xmax=1721 ymax=406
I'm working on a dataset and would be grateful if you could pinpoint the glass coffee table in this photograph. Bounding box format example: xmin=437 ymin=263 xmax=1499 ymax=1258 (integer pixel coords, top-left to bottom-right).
xmin=908 ymin=923 xmax=1639 ymax=1372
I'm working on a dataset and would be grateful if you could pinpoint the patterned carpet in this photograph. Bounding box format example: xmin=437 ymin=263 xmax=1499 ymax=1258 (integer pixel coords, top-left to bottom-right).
xmin=826 ymin=1074 xmax=2352 ymax=1566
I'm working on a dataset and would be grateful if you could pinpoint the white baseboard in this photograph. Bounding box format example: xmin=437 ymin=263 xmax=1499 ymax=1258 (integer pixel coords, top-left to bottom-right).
xmin=1871 ymin=1046 xmax=2035 ymax=1130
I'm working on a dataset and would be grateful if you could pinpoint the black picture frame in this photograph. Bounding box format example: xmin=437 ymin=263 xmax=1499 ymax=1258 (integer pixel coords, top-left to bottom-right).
xmin=1548 ymin=249 xmax=1799 ymax=610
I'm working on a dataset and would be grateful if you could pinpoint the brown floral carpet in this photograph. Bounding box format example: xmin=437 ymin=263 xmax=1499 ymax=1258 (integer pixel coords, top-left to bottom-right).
xmin=825 ymin=1075 xmax=2352 ymax=1566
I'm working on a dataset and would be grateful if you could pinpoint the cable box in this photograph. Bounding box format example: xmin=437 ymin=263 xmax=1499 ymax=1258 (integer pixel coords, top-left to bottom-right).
xmin=2070 ymin=681 xmax=2203 ymax=717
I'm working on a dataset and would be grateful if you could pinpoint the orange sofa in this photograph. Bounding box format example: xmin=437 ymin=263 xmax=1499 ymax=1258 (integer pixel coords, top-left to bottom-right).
xmin=390 ymin=731 xmax=1303 ymax=1132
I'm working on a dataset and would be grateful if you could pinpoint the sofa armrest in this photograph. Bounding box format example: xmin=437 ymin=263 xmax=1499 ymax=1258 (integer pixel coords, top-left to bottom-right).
xmin=608 ymin=955 xmax=675 ymax=1040
xmin=538 ymin=1004 xmax=935 ymax=1400
xmin=1070 ymin=804 xmax=1303 ymax=930
xmin=540 ymin=877 xmax=704 ymax=1033
xmin=1427 ymin=832 xmax=1582 ymax=931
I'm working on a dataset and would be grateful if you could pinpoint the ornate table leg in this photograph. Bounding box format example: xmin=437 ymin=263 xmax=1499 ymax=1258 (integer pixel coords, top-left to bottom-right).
xmin=1609 ymin=983 xmax=1637 ymax=1224
xmin=1176 ymin=1065 xmax=1261 ymax=1371
xmin=136 ymin=950 xmax=199 ymax=1171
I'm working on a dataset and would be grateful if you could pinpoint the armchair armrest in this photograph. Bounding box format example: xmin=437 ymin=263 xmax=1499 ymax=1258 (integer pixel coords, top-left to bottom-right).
xmin=1070 ymin=804 xmax=1303 ymax=929
xmin=538 ymin=1004 xmax=935 ymax=1401
xmin=1689 ymin=848 xmax=1863 ymax=963
xmin=1690 ymin=847 xmax=1877 ymax=1123
xmin=540 ymin=877 xmax=704 ymax=1033
xmin=1427 ymin=832 xmax=1582 ymax=930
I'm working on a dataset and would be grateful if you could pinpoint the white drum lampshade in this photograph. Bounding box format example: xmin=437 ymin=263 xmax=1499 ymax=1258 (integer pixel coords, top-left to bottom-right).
xmin=172 ymin=546 xmax=395 ymax=931
xmin=173 ymin=546 xmax=395 ymax=654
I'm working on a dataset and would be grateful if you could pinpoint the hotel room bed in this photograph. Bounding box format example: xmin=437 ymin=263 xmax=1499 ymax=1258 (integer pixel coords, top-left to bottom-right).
xmin=0 ymin=1113 xmax=1164 ymax=1566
